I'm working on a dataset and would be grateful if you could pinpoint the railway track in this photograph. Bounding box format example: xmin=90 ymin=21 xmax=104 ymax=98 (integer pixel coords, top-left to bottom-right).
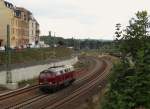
xmin=0 ymin=57 xmax=93 ymax=101
xmin=7 ymin=58 xmax=111 ymax=109
xmin=0 ymin=85 xmax=42 ymax=109
xmin=0 ymin=85 xmax=39 ymax=101
xmin=0 ymin=57 xmax=96 ymax=109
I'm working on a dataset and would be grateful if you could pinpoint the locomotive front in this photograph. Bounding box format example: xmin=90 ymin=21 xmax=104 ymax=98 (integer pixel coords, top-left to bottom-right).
xmin=39 ymin=70 xmax=56 ymax=92
xmin=39 ymin=65 xmax=76 ymax=93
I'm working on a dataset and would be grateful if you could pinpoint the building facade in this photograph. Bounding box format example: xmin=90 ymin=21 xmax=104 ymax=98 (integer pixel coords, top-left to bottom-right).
xmin=15 ymin=7 xmax=30 ymax=47
xmin=0 ymin=0 xmax=40 ymax=48
xmin=0 ymin=0 xmax=14 ymax=47
xmin=29 ymin=15 xmax=40 ymax=45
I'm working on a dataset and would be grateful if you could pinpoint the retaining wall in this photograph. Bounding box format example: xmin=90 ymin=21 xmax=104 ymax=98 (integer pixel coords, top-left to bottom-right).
xmin=0 ymin=57 xmax=78 ymax=85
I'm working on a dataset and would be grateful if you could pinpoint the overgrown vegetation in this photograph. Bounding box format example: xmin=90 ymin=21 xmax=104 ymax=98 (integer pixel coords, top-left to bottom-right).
xmin=101 ymin=11 xmax=150 ymax=109
xmin=0 ymin=47 xmax=73 ymax=65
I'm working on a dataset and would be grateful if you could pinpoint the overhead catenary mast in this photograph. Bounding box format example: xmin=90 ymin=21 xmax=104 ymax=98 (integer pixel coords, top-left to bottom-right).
xmin=6 ymin=25 xmax=18 ymax=89
xmin=53 ymin=32 xmax=56 ymax=57
xmin=6 ymin=24 xmax=12 ymax=84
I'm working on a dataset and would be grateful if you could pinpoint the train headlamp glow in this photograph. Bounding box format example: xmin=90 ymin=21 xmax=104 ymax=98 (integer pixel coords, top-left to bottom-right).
xmin=49 ymin=82 xmax=52 ymax=85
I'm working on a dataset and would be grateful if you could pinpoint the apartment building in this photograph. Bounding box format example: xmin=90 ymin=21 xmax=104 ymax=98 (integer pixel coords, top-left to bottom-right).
xmin=0 ymin=0 xmax=40 ymax=48
xmin=0 ymin=0 xmax=14 ymax=47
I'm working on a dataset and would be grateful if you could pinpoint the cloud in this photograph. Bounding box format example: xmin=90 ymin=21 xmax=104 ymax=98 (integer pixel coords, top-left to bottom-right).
xmin=6 ymin=0 xmax=150 ymax=39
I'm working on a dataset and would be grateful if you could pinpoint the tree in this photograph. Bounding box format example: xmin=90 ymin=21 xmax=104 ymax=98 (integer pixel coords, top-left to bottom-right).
xmin=102 ymin=11 xmax=150 ymax=109
xmin=115 ymin=23 xmax=122 ymax=41
xmin=57 ymin=40 xmax=65 ymax=46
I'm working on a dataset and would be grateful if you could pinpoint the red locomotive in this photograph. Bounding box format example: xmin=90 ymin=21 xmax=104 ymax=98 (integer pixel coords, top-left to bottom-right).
xmin=39 ymin=65 xmax=76 ymax=92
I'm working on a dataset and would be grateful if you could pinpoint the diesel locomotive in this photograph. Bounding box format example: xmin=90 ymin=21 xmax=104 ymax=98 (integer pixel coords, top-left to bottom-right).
xmin=39 ymin=65 xmax=76 ymax=92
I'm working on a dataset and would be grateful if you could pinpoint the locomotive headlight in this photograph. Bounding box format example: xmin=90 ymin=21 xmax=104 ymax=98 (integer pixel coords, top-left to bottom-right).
xmin=49 ymin=82 xmax=52 ymax=85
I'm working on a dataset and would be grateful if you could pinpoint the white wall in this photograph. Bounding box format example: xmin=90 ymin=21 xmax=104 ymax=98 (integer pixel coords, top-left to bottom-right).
xmin=0 ymin=57 xmax=78 ymax=85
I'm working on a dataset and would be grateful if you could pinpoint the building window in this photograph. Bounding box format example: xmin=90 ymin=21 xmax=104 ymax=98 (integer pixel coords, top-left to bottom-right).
xmin=12 ymin=28 xmax=14 ymax=34
xmin=15 ymin=10 xmax=21 ymax=17
xmin=0 ymin=40 xmax=2 ymax=47
xmin=24 ymin=15 xmax=26 ymax=20
xmin=16 ymin=20 xmax=17 ymax=26
xmin=16 ymin=29 xmax=18 ymax=34
xmin=11 ymin=20 xmax=13 ymax=25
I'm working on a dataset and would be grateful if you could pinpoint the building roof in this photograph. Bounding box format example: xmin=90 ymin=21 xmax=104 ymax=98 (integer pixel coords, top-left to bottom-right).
xmin=16 ymin=7 xmax=31 ymax=14
xmin=3 ymin=1 xmax=30 ymax=19
xmin=4 ymin=1 xmax=15 ymax=9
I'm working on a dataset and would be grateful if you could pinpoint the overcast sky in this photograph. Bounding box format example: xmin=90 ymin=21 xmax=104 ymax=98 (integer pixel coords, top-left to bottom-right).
xmin=6 ymin=0 xmax=150 ymax=40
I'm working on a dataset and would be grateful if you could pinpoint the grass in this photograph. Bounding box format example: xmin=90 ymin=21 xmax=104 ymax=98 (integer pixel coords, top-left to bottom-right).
xmin=84 ymin=88 xmax=106 ymax=109
xmin=74 ymin=56 xmax=91 ymax=70
xmin=74 ymin=61 xmax=89 ymax=70
xmin=18 ymin=77 xmax=38 ymax=88
xmin=80 ymin=50 xmax=105 ymax=58
xmin=0 ymin=47 xmax=73 ymax=65
xmin=0 ymin=85 xmax=9 ymax=91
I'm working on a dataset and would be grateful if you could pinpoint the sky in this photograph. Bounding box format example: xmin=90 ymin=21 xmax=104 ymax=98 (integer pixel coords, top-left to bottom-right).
xmin=6 ymin=0 xmax=150 ymax=40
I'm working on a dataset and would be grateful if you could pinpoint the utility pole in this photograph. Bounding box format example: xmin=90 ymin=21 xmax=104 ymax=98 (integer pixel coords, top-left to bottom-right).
xmin=53 ymin=32 xmax=56 ymax=57
xmin=76 ymin=39 xmax=80 ymax=56
xmin=73 ymin=37 xmax=76 ymax=57
xmin=6 ymin=25 xmax=12 ymax=84
xmin=78 ymin=39 xmax=80 ymax=51
xmin=73 ymin=37 xmax=75 ymax=49
xmin=49 ymin=31 xmax=51 ymax=37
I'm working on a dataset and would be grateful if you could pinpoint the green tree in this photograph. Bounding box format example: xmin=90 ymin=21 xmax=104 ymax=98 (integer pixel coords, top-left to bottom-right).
xmin=102 ymin=11 xmax=150 ymax=109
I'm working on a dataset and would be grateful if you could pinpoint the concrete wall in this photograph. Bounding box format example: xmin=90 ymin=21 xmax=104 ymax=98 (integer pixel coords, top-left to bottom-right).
xmin=0 ymin=57 xmax=78 ymax=85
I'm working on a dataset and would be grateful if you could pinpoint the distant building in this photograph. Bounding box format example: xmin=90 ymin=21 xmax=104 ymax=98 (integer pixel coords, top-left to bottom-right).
xmin=0 ymin=0 xmax=40 ymax=48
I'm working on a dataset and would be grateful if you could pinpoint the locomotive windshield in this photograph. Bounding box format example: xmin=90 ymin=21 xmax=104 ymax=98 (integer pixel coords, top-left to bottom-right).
xmin=40 ymin=70 xmax=54 ymax=74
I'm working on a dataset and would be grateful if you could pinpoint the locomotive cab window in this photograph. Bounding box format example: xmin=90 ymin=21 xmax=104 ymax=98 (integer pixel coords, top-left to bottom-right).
xmin=60 ymin=70 xmax=63 ymax=74
xmin=68 ymin=68 xmax=70 ymax=72
xmin=64 ymin=69 xmax=68 ymax=72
